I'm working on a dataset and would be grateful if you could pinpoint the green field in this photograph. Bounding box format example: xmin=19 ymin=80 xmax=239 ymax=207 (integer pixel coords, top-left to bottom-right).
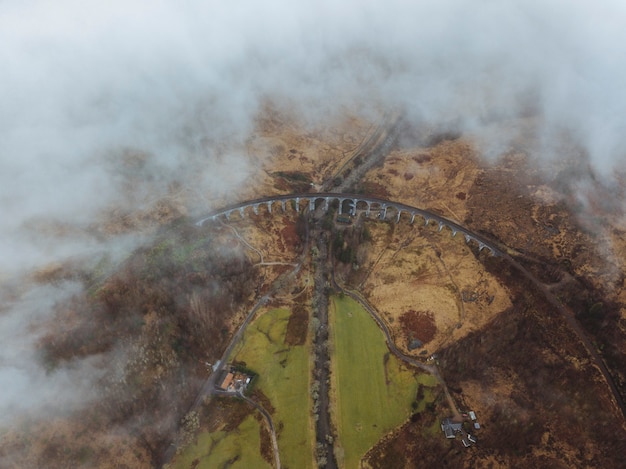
xmin=172 ymin=414 xmax=271 ymax=469
xmin=330 ymin=295 xmax=434 ymax=469
xmin=235 ymin=308 xmax=314 ymax=469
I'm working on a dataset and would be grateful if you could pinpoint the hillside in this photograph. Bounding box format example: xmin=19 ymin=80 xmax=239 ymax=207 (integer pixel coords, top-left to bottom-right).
xmin=2 ymin=109 xmax=626 ymax=468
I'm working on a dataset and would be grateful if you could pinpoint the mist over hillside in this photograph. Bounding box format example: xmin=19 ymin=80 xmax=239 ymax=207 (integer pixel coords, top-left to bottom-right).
xmin=1 ymin=0 xmax=626 ymax=453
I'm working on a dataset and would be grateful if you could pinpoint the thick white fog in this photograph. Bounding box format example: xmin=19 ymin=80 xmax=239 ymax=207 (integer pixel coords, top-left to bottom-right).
xmin=1 ymin=0 xmax=626 ymax=418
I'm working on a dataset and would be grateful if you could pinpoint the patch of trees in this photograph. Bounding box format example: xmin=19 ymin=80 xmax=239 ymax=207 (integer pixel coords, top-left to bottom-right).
xmin=331 ymin=223 xmax=371 ymax=266
xmin=353 ymin=181 xmax=390 ymax=198
xmin=400 ymin=310 xmax=436 ymax=345
xmin=438 ymin=277 xmax=626 ymax=467
xmin=273 ymin=171 xmax=313 ymax=192
xmin=294 ymin=213 xmax=309 ymax=250
xmin=36 ymin=223 xmax=258 ymax=466
xmin=285 ymin=302 xmax=309 ymax=346
xmin=332 ymin=230 xmax=356 ymax=264
xmin=542 ymin=269 xmax=626 ymax=401
xmin=274 ymin=170 xmax=312 ymax=184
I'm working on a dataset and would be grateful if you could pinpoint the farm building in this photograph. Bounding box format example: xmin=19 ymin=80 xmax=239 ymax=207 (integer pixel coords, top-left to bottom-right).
xmin=441 ymin=418 xmax=463 ymax=439
xmin=218 ymin=368 xmax=253 ymax=392
xmin=219 ymin=371 xmax=235 ymax=391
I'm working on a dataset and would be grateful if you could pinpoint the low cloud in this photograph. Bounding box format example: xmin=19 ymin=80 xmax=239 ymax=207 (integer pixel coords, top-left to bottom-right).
xmin=1 ymin=0 xmax=626 ymax=427
xmin=0 ymin=282 xmax=105 ymax=419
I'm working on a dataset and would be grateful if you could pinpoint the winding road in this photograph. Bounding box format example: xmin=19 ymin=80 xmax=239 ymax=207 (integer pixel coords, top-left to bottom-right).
xmin=160 ymin=218 xmax=310 ymax=468
xmin=331 ymin=267 xmax=463 ymax=422
xmin=242 ymin=393 xmax=281 ymax=469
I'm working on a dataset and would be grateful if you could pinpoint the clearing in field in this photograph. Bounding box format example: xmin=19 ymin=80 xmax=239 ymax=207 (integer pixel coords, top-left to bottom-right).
xmin=171 ymin=414 xmax=270 ymax=469
xmin=330 ymin=294 xmax=433 ymax=469
xmin=234 ymin=308 xmax=314 ymax=469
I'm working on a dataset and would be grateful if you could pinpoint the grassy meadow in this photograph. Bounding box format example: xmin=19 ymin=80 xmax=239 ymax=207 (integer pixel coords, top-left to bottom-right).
xmin=172 ymin=415 xmax=270 ymax=469
xmin=234 ymin=308 xmax=314 ymax=469
xmin=330 ymin=294 xmax=435 ymax=469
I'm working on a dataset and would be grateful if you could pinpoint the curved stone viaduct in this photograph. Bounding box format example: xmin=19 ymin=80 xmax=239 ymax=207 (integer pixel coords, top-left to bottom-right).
xmin=195 ymin=192 xmax=502 ymax=256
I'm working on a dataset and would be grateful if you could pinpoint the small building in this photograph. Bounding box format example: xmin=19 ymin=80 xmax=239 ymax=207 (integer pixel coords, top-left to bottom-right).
xmin=461 ymin=438 xmax=471 ymax=447
xmin=442 ymin=424 xmax=456 ymax=439
xmin=469 ymin=411 xmax=477 ymax=421
xmin=474 ymin=422 xmax=481 ymax=430
xmin=441 ymin=418 xmax=463 ymax=439
xmin=408 ymin=338 xmax=423 ymax=350
xmin=219 ymin=372 xmax=235 ymax=391
xmin=218 ymin=367 xmax=254 ymax=393
xmin=468 ymin=434 xmax=477 ymax=444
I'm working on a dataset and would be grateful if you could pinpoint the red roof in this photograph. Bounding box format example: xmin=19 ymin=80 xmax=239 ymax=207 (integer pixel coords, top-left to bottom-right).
xmin=220 ymin=372 xmax=234 ymax=390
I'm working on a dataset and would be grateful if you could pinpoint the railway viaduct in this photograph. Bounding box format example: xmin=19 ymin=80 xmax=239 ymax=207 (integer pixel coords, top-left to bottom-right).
xmin=195 ymin=192 xmax=502 ymax=256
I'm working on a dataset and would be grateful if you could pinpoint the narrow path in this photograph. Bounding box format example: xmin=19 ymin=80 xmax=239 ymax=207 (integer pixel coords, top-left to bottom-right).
xmin=221 ymin=221 xmax=264 ymax=263
xmin=222 ymin=221 xmax=299 ymax=268
xmin=503 ymin=254 xmax=626 ymax=420
xmin=159 ymin=294 xmax=270 ymax=467
xmin=325 ymin=111 xmax=402 ymax=193
xmin=335 ymin=252 xmax=626 ymax=423
xmin=331 ymin=271 xmax=463 ymax=422
xmin=426 ymin=238 xmax=466 ymax=324
xmin=242 ymin=394 xmax=281 ymax=469
xmin=160 ymin=220 xmax=311 ymax=468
